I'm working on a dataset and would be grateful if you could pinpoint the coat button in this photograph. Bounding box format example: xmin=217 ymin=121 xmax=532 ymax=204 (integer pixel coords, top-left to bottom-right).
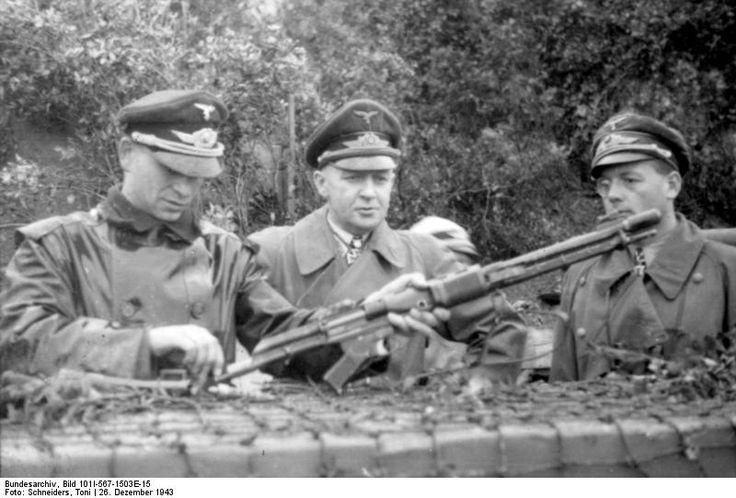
xmin=191 ymin=302 xmax=206 ymax=318
xmin=579 ymin=276 xmax=586 ymax=286
xmin=692 ymin=272 xmax=704 ymax=284
xmin=121 ymin=301 xmax=138 ymax=319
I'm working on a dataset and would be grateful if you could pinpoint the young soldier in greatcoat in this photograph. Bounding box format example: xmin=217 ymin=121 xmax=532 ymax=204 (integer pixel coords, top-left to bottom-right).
xmin=551 ymin=112 xmax=736 ymax=381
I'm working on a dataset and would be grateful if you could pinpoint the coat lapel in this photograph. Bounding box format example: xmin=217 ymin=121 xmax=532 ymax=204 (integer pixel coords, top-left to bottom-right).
xmin=293 ymin=206 xmax=339 ymax=276
xmin=644 ymin=216 xmax=705 ymax=300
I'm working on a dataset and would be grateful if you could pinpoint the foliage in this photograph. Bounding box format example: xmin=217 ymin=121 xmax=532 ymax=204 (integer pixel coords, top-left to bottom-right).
xmin=2 ymin=0 xmax=735 ymax=265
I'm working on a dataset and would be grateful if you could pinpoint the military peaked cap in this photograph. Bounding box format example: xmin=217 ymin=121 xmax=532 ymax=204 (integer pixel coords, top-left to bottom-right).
xmin=305 ymin=99 xmax=402 ymax=169
xmin=118 ymin=90 xmax=228 ymax=178
xmin=590 ymin=112 xmax=691 ymax=178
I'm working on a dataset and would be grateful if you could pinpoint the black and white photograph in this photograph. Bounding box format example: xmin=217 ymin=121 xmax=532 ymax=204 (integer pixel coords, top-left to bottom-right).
xmin=1 ymin=0 xmax=735 ymax=488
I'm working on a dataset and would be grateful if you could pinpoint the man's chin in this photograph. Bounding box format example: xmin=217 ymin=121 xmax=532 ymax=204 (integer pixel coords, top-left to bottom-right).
xmin=154 ymin=209 xmax=185 ymax=222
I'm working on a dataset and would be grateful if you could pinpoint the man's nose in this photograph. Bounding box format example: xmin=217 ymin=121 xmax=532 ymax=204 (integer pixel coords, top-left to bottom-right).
xmin=172 ymin=175 xmax=201 ymax=196
xmin=358 ymin=178 xmax=378 ymax=198
xmin=605 ymin=180 xmax=624 ymax=202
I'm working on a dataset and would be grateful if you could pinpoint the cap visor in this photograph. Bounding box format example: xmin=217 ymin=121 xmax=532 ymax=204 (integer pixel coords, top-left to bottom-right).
xmin=320 ymin=149 xmax=400 ymax=170
xmin=594 ymin=151 xmax=653 ymax=167
xmin=153 ymin=150 xmax=222 ymax=178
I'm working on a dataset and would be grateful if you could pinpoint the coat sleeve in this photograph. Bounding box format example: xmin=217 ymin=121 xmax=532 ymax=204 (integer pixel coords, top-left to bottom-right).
xmin=233 ymin=247 xmax=316 ymax=354
xmin=0 ymin=235 xmax=153 ymax=379
xmin=549 ymin=267 xmax=581 ymax=381
xmin=412 ymin=234 xmax=529 ymax=370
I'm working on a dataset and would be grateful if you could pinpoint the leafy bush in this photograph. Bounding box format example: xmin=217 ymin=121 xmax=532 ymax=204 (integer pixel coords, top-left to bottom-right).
xmin=3 ymin=0 xmax=735 ymax=268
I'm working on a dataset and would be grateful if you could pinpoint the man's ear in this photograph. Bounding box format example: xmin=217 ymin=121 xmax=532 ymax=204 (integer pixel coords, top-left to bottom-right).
xmin=665 ymin=170 xmax=682 ymax=201
xmin=313 ymin=169 xmax=328 ymax=198
xmin=118 ymin=137 xmax=135 ymax=172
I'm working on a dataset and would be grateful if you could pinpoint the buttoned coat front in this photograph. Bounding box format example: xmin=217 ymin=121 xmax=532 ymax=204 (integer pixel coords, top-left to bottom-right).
xmin=247 ymin=206 xmax=525 ymax=380
xmin=551 ymin=216 xmax=736 ymax=381
xmin=0 ymin=191 xmax=312 ymax=380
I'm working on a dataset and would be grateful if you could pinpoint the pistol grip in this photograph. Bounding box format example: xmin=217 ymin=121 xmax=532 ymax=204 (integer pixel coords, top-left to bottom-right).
xmin=386 ymin=333 xmax=426 ymax=382
xmin=323 ymin=352 xmax=368 ymax=393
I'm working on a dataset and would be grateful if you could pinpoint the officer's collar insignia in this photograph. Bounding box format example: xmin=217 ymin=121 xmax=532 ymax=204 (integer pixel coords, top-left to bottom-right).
xmin=354 ymin=109 xmax=378 ymax=127
xmin=171 ymin=128 xmax=219 ymax=149
xmin=194 ymin=103 xmax=216 ymax=121
xmin=342 ymin=132 xmax=389 ymax=149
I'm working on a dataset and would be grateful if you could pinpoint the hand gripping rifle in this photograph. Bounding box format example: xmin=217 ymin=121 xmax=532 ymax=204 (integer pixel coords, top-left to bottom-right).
xmin=216 ymin=208 xmax=662 ymax=393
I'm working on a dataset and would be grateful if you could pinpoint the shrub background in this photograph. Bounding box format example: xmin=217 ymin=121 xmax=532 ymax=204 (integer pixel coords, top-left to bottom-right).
xmin=2 ymin=0 xmax=735 ymax=269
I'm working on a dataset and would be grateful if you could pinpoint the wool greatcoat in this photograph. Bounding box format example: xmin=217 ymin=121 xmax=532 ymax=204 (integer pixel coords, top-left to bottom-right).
xmin=551 ymin=214 xmax=736 ymax=381
xmin=0 ymin=186 xmax=314 ymax=380
xmin=246 ymin=206 xmax=526 ymax=381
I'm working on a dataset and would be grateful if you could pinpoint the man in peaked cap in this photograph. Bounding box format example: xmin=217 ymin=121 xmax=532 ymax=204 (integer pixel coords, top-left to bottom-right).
xmin=246 ymin=99 xmax=528 ymax=382
xmin=0 ymin=90 xmax=439 ymax=391
xmin=551 ymin=111 xmax=736 ymax=381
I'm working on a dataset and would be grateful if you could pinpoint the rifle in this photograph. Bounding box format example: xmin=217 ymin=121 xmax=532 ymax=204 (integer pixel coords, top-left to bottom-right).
xmin=703 ymin=228 xmax=736 ymax=247
xmin=218 ymin=208 xmax=662 ymax=393
xmin=34 ymin=209 xmax=659 ymax=396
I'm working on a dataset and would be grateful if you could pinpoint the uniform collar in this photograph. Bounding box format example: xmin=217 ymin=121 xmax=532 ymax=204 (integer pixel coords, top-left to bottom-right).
xmin=590 ymin=214 xmax=705 ymax=300
xmin=99 ymin=185 xmax=201 ymax=242
xmin=644 ymin=214 xmax=705 ymax=299
xmin=293 ymin=205 xmax=407 ymax=274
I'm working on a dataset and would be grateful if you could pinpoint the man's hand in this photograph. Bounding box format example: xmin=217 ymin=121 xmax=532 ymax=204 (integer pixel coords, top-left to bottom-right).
xmin=365 ymin=272 xmax=451 ymax=338
xmin=146 ymin=325 xmax=224 ymax=393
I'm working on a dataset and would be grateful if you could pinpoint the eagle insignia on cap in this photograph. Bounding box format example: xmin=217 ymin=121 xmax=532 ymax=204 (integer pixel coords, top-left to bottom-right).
xmin=194 ymin=103 xmax=217 ymax=121
xmin=354 ymin=110 xmax=378 ymax=126
xmin=596 ymin=132 xmax=673 ymax=159
xmin=172 ymin=128 xmax=219 ymax=149
xmin=601 ymin=133 xmax=639 ymax=146
xmin=342 ymin=132 xmax=388 ymax=149
xmin=604 ymin=113 xmax=634 ymax=131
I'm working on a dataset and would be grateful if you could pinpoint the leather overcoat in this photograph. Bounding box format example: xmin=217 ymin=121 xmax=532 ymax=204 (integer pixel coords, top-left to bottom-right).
xmin=0 ymin=189 xmax=312 ymax=379
xmin=551 ymin=215 xmax=736 ymax=381
xmin=247 ymin=206 xmax=526 ymax=380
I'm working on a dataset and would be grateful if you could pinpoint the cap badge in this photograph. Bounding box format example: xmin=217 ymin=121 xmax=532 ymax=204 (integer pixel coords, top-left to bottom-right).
xmin=194 ymin=103 xmax=217 ymax=121
xmin=342 ymin=132 xmax=389 ymax=149
xmin=605 ymin=113 xmax=633 ymax=131
xmin=172 ymin=128 xmax=219 ymax=149
xmin=354 ymin=109 xmax=378 ymax=126
xmin=597 ymin=132 xmax=673 ymax=159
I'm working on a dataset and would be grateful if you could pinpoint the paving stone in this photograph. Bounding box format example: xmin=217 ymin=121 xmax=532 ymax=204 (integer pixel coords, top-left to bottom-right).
xmin=498 ymin=424 xmax=560 ymax=476
xmin=53 ymin=443 xmax=114 ymax=477
xmin=112 ymin=446 xmax=189 ymax=477
xmin=554 ymin=420 xmax=626 ymax=465
xmin=616 ymin=418 xmax=681 ymax=462
xmin=0 ymin=439 xmax=54 ymax=477
xmin=320 ymin=433 xmax=379 ymax=476
xmin=378 ymin=431 xmax=435 ymax=476
xmin=186 ymin=444 xmax=256 ymax=477
xmin=562 ymin=463 xmax=642 ymax=477
xmin=699 ymin=447 xmax=736 ymax=477
xmin=638 ymin=454 xmax=703 ymax=477
xmin=250 ymin=433 xmax=322 ymax=477
xmin=434 ymin=426 xmax=501 ymax=476
xmin=667 ymin=416 xmax=736 ymax=448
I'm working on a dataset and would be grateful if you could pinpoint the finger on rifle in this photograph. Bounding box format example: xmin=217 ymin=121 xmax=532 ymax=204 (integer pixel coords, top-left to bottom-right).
xmin=191 ymin=363 xmax=212 ymax=395
xmin=386 ymin=312 xmax=410 ymax=333
xmin=387 ymin=312 xmax=435 ymax=339
xmin=409 ymin=308 xmax=441 ymax=329
xmin=404 ymin=311 xmax=439 ymax=338
xmin=365 ymin=272 xmax=427 ymax=303
xmin=432 ymin=306 xmax=451 ymax=322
